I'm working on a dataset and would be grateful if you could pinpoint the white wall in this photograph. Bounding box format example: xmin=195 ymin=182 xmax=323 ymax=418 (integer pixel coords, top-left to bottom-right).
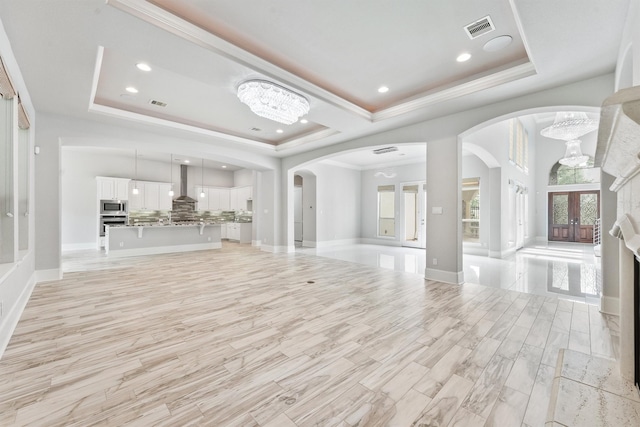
xmin=297 ymin=163 xmax=361 ymax=245
xmin=360 ymin=161 xmax=427 ymax=246
xmin=61 ymin=148 xmax=235 ymax=249
xmin=233 ymin=169 xmax=253 ymax=187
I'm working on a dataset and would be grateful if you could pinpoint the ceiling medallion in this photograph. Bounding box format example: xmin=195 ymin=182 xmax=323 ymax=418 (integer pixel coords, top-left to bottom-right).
xmin=237 ymin=80 xmax=309 ymax=125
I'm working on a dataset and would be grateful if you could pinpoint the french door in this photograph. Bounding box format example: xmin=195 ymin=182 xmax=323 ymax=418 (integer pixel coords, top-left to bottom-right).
xmin=402 ymin=182 xmax=426 ymax=248
xmin=548 ymin=191 xmax=599 ymax=243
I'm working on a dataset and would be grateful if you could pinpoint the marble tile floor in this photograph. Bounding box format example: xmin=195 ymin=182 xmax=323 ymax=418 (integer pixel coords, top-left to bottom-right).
xmin=298 ymin=241 xmax=601 ymax=304
xmin=0 ymin=242 xmax=622 ymax=426
xmin=547 ymin=349 xmax=640 ymax=426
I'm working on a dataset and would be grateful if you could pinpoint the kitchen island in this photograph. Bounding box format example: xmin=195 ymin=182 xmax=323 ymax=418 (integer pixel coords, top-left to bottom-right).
xmin=105 ymin=223 xmax=222 ymax=257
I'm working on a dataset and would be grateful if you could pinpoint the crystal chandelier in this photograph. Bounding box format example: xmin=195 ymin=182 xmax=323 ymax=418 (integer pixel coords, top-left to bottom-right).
xmin=540 ymin=112 xmax=598 ymax=140
xmin=559 ymin=140 xmax=589 ymax=167
xmin=237 ymin=80 xmax=309 ymax=125
xmin=540 ymin=112 xmax=598 ymax=168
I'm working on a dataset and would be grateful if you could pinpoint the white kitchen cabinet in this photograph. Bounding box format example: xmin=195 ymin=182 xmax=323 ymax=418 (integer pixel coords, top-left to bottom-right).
xmin=229 ymin=188 xmax=239 ymax=210
xmin=221 ymin=223 xmax=227 ymax=239
xmin=97 ymin=177 xmax=130 ymax=200
xmin=128 ymin=181 xmax=144 ymax=210
xmin=208 ymin=187 xmax=230 ymax=211
xmin=128 ymin=180 xmax=172 ymax=211
xmin=226 ymin=222 xmax=251 ymax=243
xmin=237 ymin=186 xmax=252 ymax=210
xmin=195 ymin=186 xmax=209 ymax=211
xmin=144 ymin=182 xmax=159 ymax=210
xmin=157 ymin=183 xmax=173 ymax=210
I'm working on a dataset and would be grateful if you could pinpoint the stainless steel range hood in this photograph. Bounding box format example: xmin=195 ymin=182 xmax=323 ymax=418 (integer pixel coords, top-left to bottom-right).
xmin=174 ymin=164 xmax=197 ymax=203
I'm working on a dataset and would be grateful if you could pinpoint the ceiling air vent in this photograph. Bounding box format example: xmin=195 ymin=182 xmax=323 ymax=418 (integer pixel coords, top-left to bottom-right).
xmin=373 ymin=146 xmax=398 ymax=155
xmin=464 ymin=15 xmax=495 ymax=39
xmin=149 ymin=99 xmax=167 ymax=107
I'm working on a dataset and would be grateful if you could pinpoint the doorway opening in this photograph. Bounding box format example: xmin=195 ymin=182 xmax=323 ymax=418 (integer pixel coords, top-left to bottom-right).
xmin=548 ymin=191 xmax=600 ymax=243
xmin=402 ymin=182 xmax=426 ymax=248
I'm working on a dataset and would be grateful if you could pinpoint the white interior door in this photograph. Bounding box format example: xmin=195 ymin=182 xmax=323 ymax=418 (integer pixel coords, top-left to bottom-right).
xmin=402 ymin=182 xmax=426 ymax=248
xmin=294 ymin=186 xmax=303 ymax=242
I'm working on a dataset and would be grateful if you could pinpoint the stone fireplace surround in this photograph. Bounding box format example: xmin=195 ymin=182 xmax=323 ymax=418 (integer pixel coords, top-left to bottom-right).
xmin=596 ymin=85 xmax=640 ymax=385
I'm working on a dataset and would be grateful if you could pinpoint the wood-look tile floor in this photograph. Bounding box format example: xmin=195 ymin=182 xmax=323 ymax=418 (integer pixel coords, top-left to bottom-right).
xmin=0 ymin=243 xmax=620 ymax=426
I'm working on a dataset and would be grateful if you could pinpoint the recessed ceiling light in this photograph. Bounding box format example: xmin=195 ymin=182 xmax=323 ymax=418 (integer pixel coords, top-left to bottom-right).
xmin=483 ymin=35 xmax=513 ymax=52
xmin=378 ymin=86 xmax=389 ymax=93
xmin=184 ymin=160 xmax=190 ymax=164
xmin=125 ymin=86 xmax=138 ymax=93
xmin=222 ymin=165 xmax=227 ymax=169
xmin=276 ymin=129 xmax=284 ymax=134
xmin=456 ymin=53 xmax=471 ymax=62
xmin=136 ymin=63 xmax=151 ymax=72
xmin=300 ymin=119 xmax=308 ymax=124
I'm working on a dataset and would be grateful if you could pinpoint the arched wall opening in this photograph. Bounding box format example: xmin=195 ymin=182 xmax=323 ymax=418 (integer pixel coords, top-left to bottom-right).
xmin=286 ymin=142 xmax=427 ymax=250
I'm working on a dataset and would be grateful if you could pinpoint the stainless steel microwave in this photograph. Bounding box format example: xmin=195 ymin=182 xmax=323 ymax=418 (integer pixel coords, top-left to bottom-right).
xmin=100 ymin=199 xmax=128 ymax=215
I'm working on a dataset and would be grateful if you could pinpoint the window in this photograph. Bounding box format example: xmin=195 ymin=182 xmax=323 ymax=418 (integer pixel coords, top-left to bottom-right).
xmin=509 ymin=118 xmax=529 ymax=173
xmin=462 ymin=178 xmax=480 ymax=242
xmin=549 ymin=158 xmax=600 ymax=185
xmin=378 ymin=185 xmax=395 ymax=237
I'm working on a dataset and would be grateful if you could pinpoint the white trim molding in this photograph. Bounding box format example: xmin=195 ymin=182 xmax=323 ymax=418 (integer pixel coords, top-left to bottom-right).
xmin=425 ymin=268 xmax=464 ymax=285
xmin=36 ymin=269 xmax=62 ymax=283
xmin=0 ymin=273 xmax=37 ymax=360
xmin=599 ymin=295 xmax=620 ymax=316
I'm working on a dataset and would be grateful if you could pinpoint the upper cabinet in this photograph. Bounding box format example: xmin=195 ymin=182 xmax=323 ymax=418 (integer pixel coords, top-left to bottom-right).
xmin=97 ymin=177 xmax=130 ymax=201
xmin=128 ymin=180 xmax=173 ymax=211
xmin=195 ymin=186 xmax=250 ymax=211
xmin=231 ymin=186 xmax=252 ymax=210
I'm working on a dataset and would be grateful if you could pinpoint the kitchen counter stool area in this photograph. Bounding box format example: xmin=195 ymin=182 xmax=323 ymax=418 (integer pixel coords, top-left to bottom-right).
xmin=105 ymin=223 xmax=222 ymax=257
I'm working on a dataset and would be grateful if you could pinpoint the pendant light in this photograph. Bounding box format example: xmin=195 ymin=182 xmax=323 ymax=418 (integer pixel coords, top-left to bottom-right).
xmin=168 ymin=154 xmax=175 ymax=197
xmin=200 ymin=159 xmax=206 ymax=198
xmin=132 ymin=149 xmax=139 ymax=195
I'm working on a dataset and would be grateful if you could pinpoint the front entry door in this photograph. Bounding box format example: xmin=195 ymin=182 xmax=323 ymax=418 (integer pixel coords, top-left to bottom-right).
xmin=548 ymin=191 xmax=599 ymax=243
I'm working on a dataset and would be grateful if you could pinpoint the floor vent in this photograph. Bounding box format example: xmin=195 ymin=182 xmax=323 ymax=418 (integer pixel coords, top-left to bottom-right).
xmin=373 ymin=146 xmax=398 ymax=155
xmin=464 ymin=15 xmax=495 ymax=39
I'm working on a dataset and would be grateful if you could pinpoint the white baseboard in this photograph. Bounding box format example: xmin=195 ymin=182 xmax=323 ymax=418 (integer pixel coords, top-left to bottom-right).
xmin=0 ymin=272 xmax=37 ymax=360
xmin=62 ymin=242 xmax=98 ymax=252
xmin=302 ymin=240 xmax=317 ymax=248
xmin=107 ymin=242 xmax=222 ymax=258
xmin=315 ymin=238 xmax=360 ymax=248
xmin=501 ymin=247 xmax=517 ymax=258
xmin=251 ymin=240 xmax=262 ymax=247
xmin=260 ymin=244 xmax=292 ymax=253
xmin=489 ymin=250 xmax=502 ymax=258
xmin=359 ymin=238 xmax=402 ymax=247
xmin=36 ymin=268 xmax=62 ymax=283
xmin=424 ymin=268 xmax=464 ymax=285
xmin=463 ymin=246 xmax=489 ymax=256
xmin=536 ymin=236 xmax=548 ymax=242
xmin=599 ymin=295 xmax=619 ymax=315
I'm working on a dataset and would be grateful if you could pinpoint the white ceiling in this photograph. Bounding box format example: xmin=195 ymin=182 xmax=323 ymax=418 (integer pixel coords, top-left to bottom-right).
xmin=0 ymin=0 xmax=631 ymax=168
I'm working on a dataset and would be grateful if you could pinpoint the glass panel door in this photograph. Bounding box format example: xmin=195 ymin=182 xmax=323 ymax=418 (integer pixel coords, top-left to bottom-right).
xmin=402 ymin=182 xmax=426 ymax=248
xmin=548 ymin=191 xmax=599 ymax=243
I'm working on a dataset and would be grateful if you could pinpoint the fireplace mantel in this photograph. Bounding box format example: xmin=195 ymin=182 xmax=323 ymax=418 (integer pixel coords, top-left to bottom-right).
xmin=596 ymin=85 xmax=640 ymax=383
xmin=611 ymin=214 xmax=640 ymax=260
xmin=596 ymin=85 xmax=640 ymax=191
